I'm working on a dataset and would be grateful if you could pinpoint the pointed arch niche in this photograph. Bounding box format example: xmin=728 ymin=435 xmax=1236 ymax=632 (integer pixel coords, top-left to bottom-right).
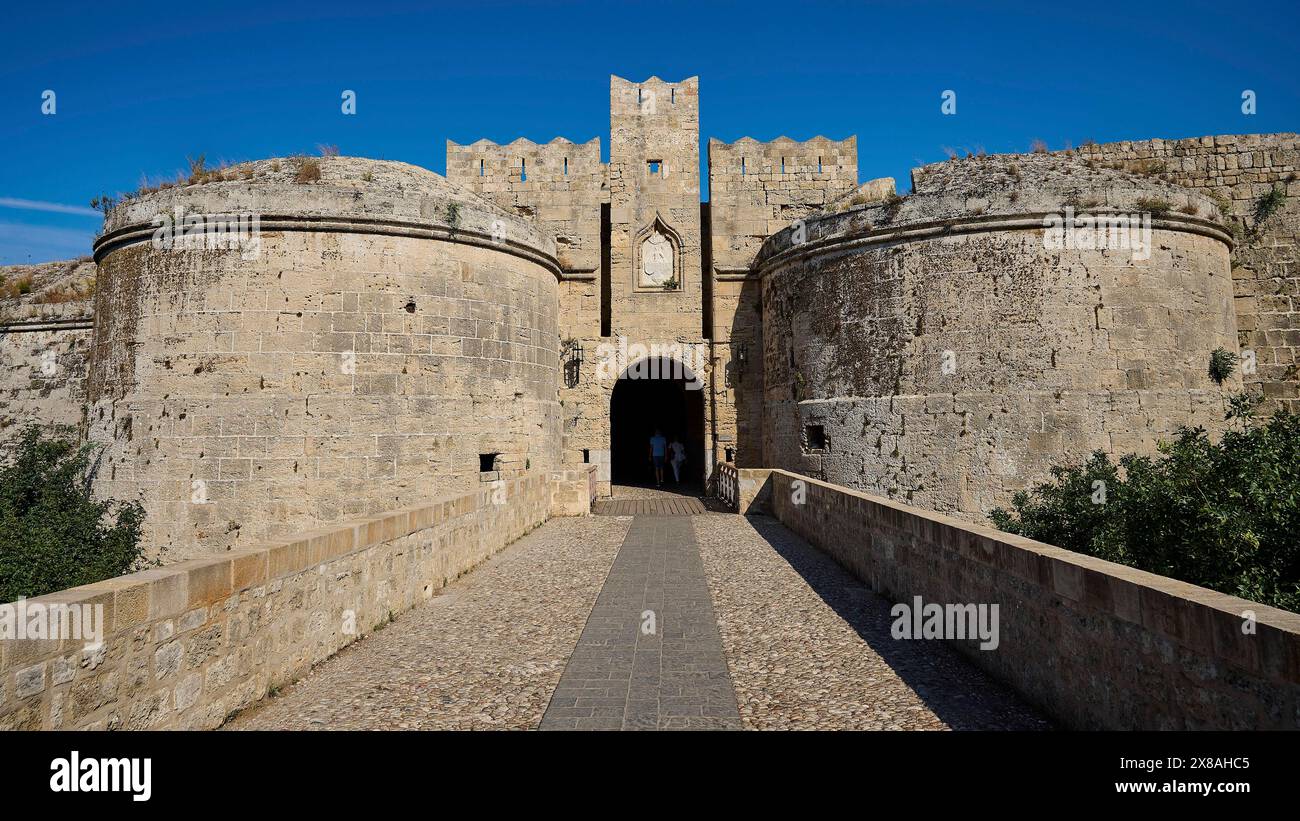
xmin=633 ymin=213 xmax=684 ymax=293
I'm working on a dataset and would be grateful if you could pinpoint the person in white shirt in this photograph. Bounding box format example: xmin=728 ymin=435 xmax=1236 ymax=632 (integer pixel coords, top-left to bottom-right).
xmin=668 ymin=438 xmax=687 ymax=483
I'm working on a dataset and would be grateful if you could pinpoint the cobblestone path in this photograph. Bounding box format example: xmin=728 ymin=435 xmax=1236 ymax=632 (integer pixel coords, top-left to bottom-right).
xmin=228 ymin=516 xmax=630 ymax=730
xmin=694 ymin=512 xmax=1050 ymax=730
xmin=230 ymin=501 xmax=1049 ymax=731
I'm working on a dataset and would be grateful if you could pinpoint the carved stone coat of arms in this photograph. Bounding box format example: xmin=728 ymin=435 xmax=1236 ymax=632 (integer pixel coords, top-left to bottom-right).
xmin=640 ymin=229 xmax=674 ymax=287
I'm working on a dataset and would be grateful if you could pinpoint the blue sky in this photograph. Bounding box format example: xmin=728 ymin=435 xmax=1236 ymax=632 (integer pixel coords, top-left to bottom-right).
xmin=1 ymin=0 xmax=1296 ymax=264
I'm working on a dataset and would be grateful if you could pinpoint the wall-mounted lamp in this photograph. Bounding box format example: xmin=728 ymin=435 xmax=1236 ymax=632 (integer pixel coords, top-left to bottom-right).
xmin=562 ymin=338 xmax=584 ymax=388
xmin=726 ymin=342 xmax=747 ymax=389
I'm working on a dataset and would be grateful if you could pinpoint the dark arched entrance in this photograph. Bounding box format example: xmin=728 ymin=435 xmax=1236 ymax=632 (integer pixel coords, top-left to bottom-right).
xmin=609 ymin=357 xmax=706 ymax=487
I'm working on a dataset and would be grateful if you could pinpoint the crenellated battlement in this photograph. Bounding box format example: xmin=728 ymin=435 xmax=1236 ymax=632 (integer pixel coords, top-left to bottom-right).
xmin=706 ymin=135 xmax=858 ymax=282
xmin=609 ymin=75 xmax=700 ymax=121
xmin=707 ymin=135 xmax=856 ymax=181
xmin=446 ymin=136 xmax=605 ymax=189
xmin=446 ymin=136 xmax=607 ymax=284
xmin=704 ymin=134 xmax=858 ymax=468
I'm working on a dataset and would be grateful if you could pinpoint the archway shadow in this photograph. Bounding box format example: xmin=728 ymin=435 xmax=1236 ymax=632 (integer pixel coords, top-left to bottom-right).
xmin=609 ymin=357 xmax=705 ymax=488
xmin=740 ymin=514 xmax=1053 ymax=730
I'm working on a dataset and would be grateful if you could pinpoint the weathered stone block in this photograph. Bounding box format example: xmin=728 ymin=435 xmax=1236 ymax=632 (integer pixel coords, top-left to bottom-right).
xmin=185 ymin=559 xmax=233 ymax=608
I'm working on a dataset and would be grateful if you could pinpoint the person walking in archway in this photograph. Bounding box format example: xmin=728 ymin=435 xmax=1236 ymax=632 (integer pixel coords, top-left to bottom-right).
xmin=648 ymin=429 xmax=668 ymax=487
xmin=668 ymin=436 xmax=687 ymax=484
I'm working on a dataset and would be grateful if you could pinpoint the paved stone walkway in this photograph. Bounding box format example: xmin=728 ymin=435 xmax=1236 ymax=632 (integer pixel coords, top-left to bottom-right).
xmin=229 ymin=502 xmax=1049 ymax=731
xmin=228 ymin=516 xmax=630 ymax=730
xmin=694 ymin=513 xmax=1051 ymax=730
xmin=538 ymin=517 xmax=741 ymax=730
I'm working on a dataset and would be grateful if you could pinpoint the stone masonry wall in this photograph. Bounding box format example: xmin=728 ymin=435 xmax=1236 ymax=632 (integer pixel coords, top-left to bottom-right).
xmin=763 ymin=469 xmax=1300 ymax=729
xmin=0 ymin=260 xmax=97 ymax=457
xmin=446 ymin=138 xmax=609 ymax=483
xmin=707 ymin=136 xmax=858 ymax=468
xmin=0 ymin=308 xmax=92 ymax=457
xmin=86 ymin=157 xmax=563 ymax=560
xmin=707 ymin=136 xmax=858 ymax=276
xmin=0 ymin=469 xmax=593 ymax=731
xmin=446 ymin=137 xmax=607 ymax=277
xmin=1073 ymin=134 xmax=1300 ymax=412
xmin=762 ymin=228 xmax=1237 ymax=517
xmin=609 ymin=76 xmax=704 ymax=342
xmin=758 ymin=154 xmax=1240 ymax=519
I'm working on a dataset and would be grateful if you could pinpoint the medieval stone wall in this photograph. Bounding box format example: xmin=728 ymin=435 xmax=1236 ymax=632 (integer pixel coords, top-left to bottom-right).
xmin=0 ymin=309 xmax=92 ymax=457
xmin=762 ymin=468 xmax=1300 ymax=730
xmin=446 ymin=136 xmax=606 ymax=277
xmin=446 ymin=137 xmax=609 ymax=483
xmin=707 ymin=136 xmax=858 ymax=276
xmin=706 ymin=136 xmax=858 ymax=467
xmin=0 ymin=260 xmax=97 ymax=456
xmin=1071 ymin=134 xmax=1300 ymax=412
xmin=609 ymin=76 xmax=704 ymax=341
xmin=758 ymin=153 xmax=1240 ymax=518
xmin=86 ymin=157 xmax=562 ymax=560
xmin=0 ymin=468 xmax=594 ymax=730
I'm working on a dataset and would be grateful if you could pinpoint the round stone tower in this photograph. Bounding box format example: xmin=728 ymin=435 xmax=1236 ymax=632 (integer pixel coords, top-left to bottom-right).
xmin=757 ymin=152 xmax=1240 ymax=518
xmin=88 ymin=157 xmax=562 ymax=559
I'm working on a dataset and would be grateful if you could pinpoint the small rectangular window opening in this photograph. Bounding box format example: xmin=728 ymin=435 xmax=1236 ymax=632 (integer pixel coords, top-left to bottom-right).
xmin=781 ymin=156 xmax=786 ymax=174
xmin=818 ymin=156 xmax=823 ymax=174
xmin=564 ymin=157 xmax=569 ymax=176
xmin=582 ymin=449 xmax=590 ymax=463
xmin=804 ymin=426 xmax=827 ymax=452
xmin=479 ymin=452 xmax=499 ymax=472
xmin=741 ymin=157 xmax=746 ymax=176
xmin=520 ymin=158 xmax=527 ymax=182
xmin=648 ymin=160 xmax=661 ymax=175
xmin=671 ymin=87 xmax=675 ymax=104
xmin=480 ymin=158 xmax=485 ymax=177
xmin=725 ymin=447 xmax=735 ymax=462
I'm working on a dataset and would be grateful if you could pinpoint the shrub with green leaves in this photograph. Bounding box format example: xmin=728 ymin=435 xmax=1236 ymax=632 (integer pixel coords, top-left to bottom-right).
xmin=0 ymin=426 xmax=147 ymax=603
xmin=1253 ymin=184 xmax=1286 ymax=227
xmin=991 ymin=398 xmax=1300 ymax=612
xmin=1208 ymin=347 xmax=1237 ymax=385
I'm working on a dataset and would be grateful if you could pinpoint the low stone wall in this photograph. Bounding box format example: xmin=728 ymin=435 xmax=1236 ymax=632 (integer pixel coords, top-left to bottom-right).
xmin=712 ymin=462 xmax=774 ymax=516
xmin=761 ymin=469 xmax=1300 ymax=730
xmin=550 ymin=464 xmax=598 ymax=516
xmin=0 ymin=469 xmax=585 ymax=730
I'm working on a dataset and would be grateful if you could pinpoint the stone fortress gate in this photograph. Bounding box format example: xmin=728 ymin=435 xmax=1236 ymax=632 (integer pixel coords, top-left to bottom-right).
xmin=447 ymin=76 xmax=861 ymax=500
xmin=2 ymin=75 xmax=1298 ymax=733
xmin=53 ymin=74 xmax=1294 ymax=560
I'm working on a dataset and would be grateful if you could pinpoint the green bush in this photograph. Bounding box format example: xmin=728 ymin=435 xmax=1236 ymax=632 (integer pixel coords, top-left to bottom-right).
xmin=1207 ymin=347 xmax=1237 ymax=385
xmin=1253 ymin=184 xmax=1287 ymax=227
xmin=991 ymin=398 xmax=1300 ymax=612
xmin=0 ymin=426 xmax=147 ymax=602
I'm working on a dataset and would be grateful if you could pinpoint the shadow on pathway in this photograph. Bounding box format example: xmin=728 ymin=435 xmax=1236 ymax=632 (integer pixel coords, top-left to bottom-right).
xmin=726 ymin=514 xmax=1052 ymax=730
